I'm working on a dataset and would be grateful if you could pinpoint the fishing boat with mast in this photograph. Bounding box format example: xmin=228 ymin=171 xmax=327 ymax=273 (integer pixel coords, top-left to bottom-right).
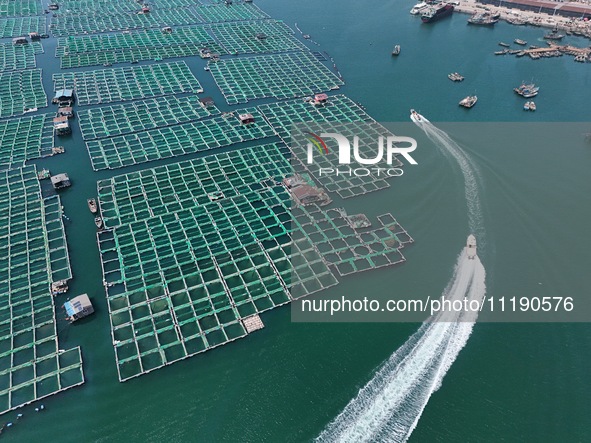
xmin=514 ymin=81 xmax=539 ymax=98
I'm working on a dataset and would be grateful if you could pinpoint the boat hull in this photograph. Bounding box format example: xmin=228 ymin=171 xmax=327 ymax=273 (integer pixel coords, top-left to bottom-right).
xmin=422 ymin=4 xmax=454 ymax=23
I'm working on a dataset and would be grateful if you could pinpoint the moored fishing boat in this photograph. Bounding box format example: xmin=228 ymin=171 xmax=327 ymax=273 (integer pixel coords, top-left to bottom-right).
xmin=87 ymin=198 xmax=98 ymax=214
xmin=459 ymin=95 xmax=478 ymax=108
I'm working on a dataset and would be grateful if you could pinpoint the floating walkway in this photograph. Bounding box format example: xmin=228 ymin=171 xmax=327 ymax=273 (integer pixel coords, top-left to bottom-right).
xmin=209 ymin=51 xmax=344 ymax=105
xmin=0 ymin=113 xmax=55 ymax=171
xmin=96 ymin=141 xmax=292 ymax=227
xmin=85 ymin=107 xmax=275 ymax=170
xmin=52 ymin=61 xmax=203 ymax=106
xmin=0 ymin=166 xmax=84 ymax=415
xmin=0 ymin=68 xmax=47 ymax=118
xmin=77 ymin=95 xmax=219 ymax=141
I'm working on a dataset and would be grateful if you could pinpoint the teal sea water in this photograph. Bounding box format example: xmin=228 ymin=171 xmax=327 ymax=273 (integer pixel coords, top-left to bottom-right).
xmin=4 ymin=0 xmax=591 ymax=441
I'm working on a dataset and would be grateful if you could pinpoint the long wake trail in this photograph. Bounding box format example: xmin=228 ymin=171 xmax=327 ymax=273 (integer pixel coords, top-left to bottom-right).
xmin=317 ymin=120 xmax=487 ymax=443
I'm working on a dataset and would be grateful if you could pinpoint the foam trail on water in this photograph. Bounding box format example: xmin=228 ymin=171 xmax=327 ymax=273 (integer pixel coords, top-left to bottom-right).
xmin=317 ymin=120 xmax=487 ymax=443
xmin=418 ymin=121 xmax=485 ymax=245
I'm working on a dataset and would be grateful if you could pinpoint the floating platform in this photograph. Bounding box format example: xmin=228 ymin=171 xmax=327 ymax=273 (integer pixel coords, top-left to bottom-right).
xmin=56 ymin=26 xmax=225 ymax=69
xmin=52 ymin=61 xmax=203 ymax=107
xmin=0 ymin=69 xmax=47 ymax=118
xmin=98 ymin=187 xmax=336 ymax=381
xmin=0 ymin=113 xmax=55 ymax=171
xmin=0 ymin=166 xmax=83 ymax=416
xmin=96 ymin=142 xmax=292 ymax=228
xmin=77 ymin=96 xmax=220 ymax=141
xmin=0 ymin=17 xmax=45 ymax=39
xmin=50 ymin=8 xmax=203 ymax=37
xmin=195 ymin=4 xmax=269 ymax=23
xmin=258 ymin=95 xmax=404 ymax=199
xmin=208 ymin=51 xmax=344 ymax=105
xmin=85 ymin=107 xmax=275 ymax=171
xmin=208 ymin=20 xmax=306 ymax=55
xmin=0 ymin=41 xmax=43 ymax=71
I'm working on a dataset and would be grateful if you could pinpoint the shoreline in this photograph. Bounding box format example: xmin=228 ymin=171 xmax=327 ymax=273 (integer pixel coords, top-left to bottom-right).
xmin=453 ymin=0 xmax=591 ymax=37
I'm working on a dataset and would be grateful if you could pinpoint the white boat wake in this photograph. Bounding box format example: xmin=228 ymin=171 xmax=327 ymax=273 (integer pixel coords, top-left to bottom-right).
xmin=317 ymin=119 xmax=487 ymax=443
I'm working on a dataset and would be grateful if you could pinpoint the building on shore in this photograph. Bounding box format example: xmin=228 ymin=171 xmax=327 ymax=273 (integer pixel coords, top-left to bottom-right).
xmin=477 ymin=0 xmax=591 ymax=19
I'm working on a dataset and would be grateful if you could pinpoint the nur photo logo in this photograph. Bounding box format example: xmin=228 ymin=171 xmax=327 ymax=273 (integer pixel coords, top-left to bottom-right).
xmin=304 ymin=131 xmax=418 ymax=177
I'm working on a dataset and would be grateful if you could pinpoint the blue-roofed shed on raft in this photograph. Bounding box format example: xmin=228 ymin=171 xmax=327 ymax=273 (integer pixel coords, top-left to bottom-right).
xmin=53 ymin=88 xmax=75 ymax=106
xmin=64 ymin=294 xmax=94 ymax=323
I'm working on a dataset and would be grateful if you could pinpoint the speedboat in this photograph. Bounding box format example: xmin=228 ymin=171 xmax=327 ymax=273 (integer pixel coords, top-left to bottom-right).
xmin=466 ymin=234 xmax=477 ymax=259
xmin=410 ymin=109 xmax=429 ymax=123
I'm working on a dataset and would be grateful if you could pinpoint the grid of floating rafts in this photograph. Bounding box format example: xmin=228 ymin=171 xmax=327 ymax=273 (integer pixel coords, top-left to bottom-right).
xmin=85 ymin=107 xmax=275 ymax=171
xmin=0 ymin=41 xmax=43 ymax=71
xmin=209 ymin=51 xmax=344 ymax=105
xmin=291 ymin=206 xmax=413 ymax=280
xmin=98 ymin=186 xmax=336 ymax=381
xmin=52 ymin=61 xmax=203 ymax=106
xmin=0 ymin=166 xmax=84 ymax=415
xmin=96 ymin=142 xmax=293 ymax=228
xmin=0 ymin=0 xmax=42 ymax=17
xmin=195 ymin=4 xmax=269 ymax=23
xmin=56 ymin=26 xmax=225 ymax=69
xmin=258 ymin=95 xmax=404 ymax=199
xmin=0 ymin=114 xmax=54 ymax=170
xmin=0 ymin=68 xmax=46 ymax=118
xmin=77 ymin=96 xmax=219 ymax=141
xmin=50 ymin=8 xmax=203 ymax=37
xmin=207 ymin=20 xmax=306 ymax=55
xmin=0 ymin=16 xmax=44 ymax=38
xmin=52 ymin=0 xmax=140 ymax=15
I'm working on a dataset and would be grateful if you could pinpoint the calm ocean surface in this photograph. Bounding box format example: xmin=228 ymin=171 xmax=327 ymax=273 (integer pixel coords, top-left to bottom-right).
xmin=4 ymin=0 xmax=591 ymax=441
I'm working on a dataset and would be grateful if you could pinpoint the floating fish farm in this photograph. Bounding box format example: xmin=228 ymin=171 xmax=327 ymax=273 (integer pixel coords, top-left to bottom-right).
xmin=0 ymin=166 xmax=83 ymax=415
xmin=0 ymin=16 xmax=44 ymax=38
xmin=0 ymin=114 xmax=54 ymax=169
xmin=96 ymin=142 xmax=293 ymax=228
xmin=56 ymin=26 xmax=224 ymax=69
xmin=98 ymin=185 xmax=337 ymax=381
xmin=50 ymin=9 xmax=204 ymax=37
xmin=52 ymin=61 xmax=203 ymax=106
xmin=0 ymin=0 xmax=414 ymax=400
xmin=77 ymin=95 xmax=219 ymax=141
xmin=0 ymin=41 xmax=43 ymax=71
xmin=195 ymin=4 xmax=269 ymax=23
xmin=0 ymin=0 xmax=41 ymax=17
xmin=85 ymin=108 xmax=275 ymax=171
xmin=209 ymin=51 xmax=344 ymax=104
xmin=0 ymin=68 xmax=46 ymax=118
xmin=207 ymin=20 xmax=306 ymax=55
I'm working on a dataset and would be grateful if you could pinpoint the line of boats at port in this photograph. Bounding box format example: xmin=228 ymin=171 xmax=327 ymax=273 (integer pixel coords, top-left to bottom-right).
xmin=410 ymin=0 xmax=577 ymax=39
